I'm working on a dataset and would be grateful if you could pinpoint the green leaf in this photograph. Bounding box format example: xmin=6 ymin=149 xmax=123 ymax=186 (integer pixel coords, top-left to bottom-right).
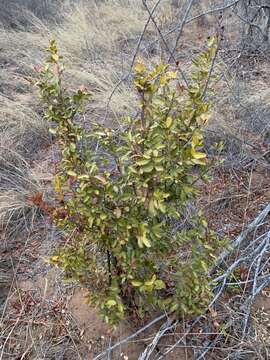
xmin=78 ymin=174 xmax=89 ymax=180
xmin=155 ymin=165 xmax=164 ymax=172
xmin=67 ymin=170 xmax=77 ymax=177
xmin=170 ymin=303 xmax=178 ymax=312
xmin=142 ymin=164 xmax=154 ymax=173
xmin=155 ymin=280 xmax=165 ymax=290
xmin=51 ymin=54 xmax=59 ymax=62
xmin=167 ymin=71 xmax=177 ymax=79
xmin=148 ymin=199 xmax=156 ymax=215
xmin=200 ymin=260 xmax=208 ymax=273
xmin=207 ymin=36 xmax=215 ymax=47
xmin=134 ymin=62 xmax=146 ymax=73
xmin=145 ymin=275 xmax=156 ymax=286
xmin=142 ymin=237 xmax=151 ymax=248
xmin=192 ymin=158 xmax=206 ymax=165
xmin=106 ymin=299 xmax=117 ymax=307
xmin=165 ymin=116 xmax=173 ymax=128
xmin=70 ymin=143 xmax=76 ymax=152
xmin=191 ymin=147 xmax=206 ymax=159
xmin=137 ymin=159 xmax=151 ymax=166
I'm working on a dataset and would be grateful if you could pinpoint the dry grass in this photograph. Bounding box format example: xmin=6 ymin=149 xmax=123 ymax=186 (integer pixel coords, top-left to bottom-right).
xmin=0 ymin=95 xmax=48 ymax=155
xmin=0 ymin=148 xmax=44 ymax=238
xmin=0 ymin=0 xmax=174 ymax=235
xmin=0 ymin=0 xmax=155 ymax=119
xmin=0 ymin=0 xmax=61 ymax=27
xmin=0 ymin=0 xmax=158 ymax=236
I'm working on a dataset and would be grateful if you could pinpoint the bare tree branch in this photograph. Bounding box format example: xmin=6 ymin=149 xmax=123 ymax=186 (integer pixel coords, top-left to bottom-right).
xmin=168 ymin=0 xmax=196 ymax=62
xmin=103 ymin=0 xmax=163 ymax=122
xmin=93 ymin=313 xmax=168 ymax=360
xmin=215 ymin=202 xmax=270 ymax=268
xmin=142 ymin=0 xmax=189 ymax=86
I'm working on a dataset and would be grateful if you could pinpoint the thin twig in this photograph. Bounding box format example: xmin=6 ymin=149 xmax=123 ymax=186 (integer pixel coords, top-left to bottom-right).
xmin=168 ymin=0 xmax=196 ymax=62
xmin=142 ymin=0 xmax=188 ymax=86
xmin=103 ymin=0 xmax=162 ymax=122
xmin=215 ymin=202 xmax=270 ymax=268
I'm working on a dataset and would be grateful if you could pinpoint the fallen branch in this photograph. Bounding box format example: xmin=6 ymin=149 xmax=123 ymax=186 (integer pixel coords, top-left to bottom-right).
xmin=137 ymin=204 xmax=270 ymax=359
xmin=138 ymin=318 xmax=176 ymax=360
xmin=93 ymin=313 xmax=168 ymax=360
xmin=215 ymin=202 xmax=270 ymax=268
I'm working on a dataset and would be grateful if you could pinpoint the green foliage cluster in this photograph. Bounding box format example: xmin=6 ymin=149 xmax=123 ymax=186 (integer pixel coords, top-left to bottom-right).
xmin=36 ymin=39 xmax=223 ymax=325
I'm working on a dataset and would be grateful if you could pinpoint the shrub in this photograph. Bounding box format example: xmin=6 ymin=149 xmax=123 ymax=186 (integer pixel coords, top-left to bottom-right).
xmin=36 ymin=39 xmax=223 ymax=325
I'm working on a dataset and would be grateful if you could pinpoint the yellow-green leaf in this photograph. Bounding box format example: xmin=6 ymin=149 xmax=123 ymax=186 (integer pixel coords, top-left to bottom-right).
xmin=155 ymin=165 xmax=164 ymax=172
xmin=51 ymin=54 xmax=59 ymax=62
xmin=134 ymin=62 xmax=146 ymax=73
xmin=142 ymin=237 xmax=151 ymax=248
xmin=54 ymin=175 xmax=62 ymax=193
xmin=165 ymin=116 xmax=173 ymax=129
xmin=100 ymin=213 xmax=107 ymax=220
xmin=191 ymin=133 xmax=203 ymax=146
xmin=167 ymin=71 xmax=177 ymax=79
xmin=155 ymin=279 xmax=166 ymax=290
xmin=106 ymin=299 xmax=116 ymax=307
xmin=148 ymin=199 xmax=156 ymax=215
xmin=137 ymin=159 xmax=151 ymax=166
xmin=145 ymin=275 xmax=156 ymax=286
xmin=200 ymin=260 xmax=208 ymax=273
xmin=142 ymin=164 xmax=154 ymax=173
xmin=192 ymin=158 xmax=206 ymax=165
xmin=191 ymin=147 xmax=206 ymax=159
xmin=67 ymin=170 xmax=77 ymax=177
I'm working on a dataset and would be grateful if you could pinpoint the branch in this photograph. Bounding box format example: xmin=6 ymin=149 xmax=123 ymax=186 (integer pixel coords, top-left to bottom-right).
xmin=142 ymin=0 xmax=240 ymax=55
xmin=103 ymin=0 xmax=162 ymax=121
xmin=168 ymin=0 xmax=196 ymax=62
xmin=138 ymin=318 xmax=176 ymax=360
xmin=93 ymin=313 xmax=167 ymax=360
xmin=137 ymin=205 xmax=270 ymax=359
xmin=142 ymin=0 xmax=188 ymax=86
xmin=215 ymin=202 xmax=270 ymax=268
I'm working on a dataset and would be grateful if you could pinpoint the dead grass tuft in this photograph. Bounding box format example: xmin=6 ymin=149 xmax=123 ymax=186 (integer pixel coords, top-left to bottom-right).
xmin=0 ymin=147 xmax=45 ymax=238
